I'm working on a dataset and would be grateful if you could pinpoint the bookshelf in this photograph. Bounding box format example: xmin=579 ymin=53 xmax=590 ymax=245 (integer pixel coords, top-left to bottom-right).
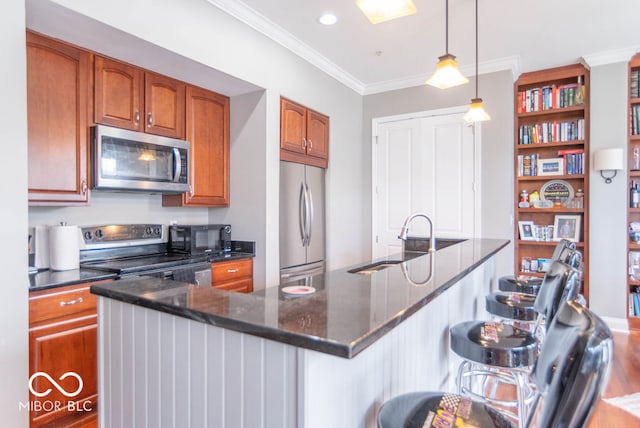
xmin=628 ymin=54 xmax=640 ymax=329
xmin=514 ymin=64 xmax=590 ymax=300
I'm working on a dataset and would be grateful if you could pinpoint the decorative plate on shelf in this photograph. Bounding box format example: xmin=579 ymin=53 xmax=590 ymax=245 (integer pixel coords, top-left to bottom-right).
xmin=281 ymin=285 xmax=316 ymax=296
xmin=540 ymin=180 xmax=574 ymax=204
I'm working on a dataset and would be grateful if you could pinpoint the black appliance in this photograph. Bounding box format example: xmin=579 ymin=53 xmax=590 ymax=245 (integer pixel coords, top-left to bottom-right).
xmin=79 ymin=224 xmax=211 ymax=286
xmin=168 ymin=224 xmax=232 ymax=256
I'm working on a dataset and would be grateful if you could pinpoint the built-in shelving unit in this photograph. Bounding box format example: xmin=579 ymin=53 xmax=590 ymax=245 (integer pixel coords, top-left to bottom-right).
xmin=514 ymin=64 xmax=590 ymax=300
xmin=627 ymin=54 xmax=640 ymax=330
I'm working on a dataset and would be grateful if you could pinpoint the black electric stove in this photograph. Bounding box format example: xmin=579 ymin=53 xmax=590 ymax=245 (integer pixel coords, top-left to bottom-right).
xmin=79 ymin=224 xmax=211 ymax=284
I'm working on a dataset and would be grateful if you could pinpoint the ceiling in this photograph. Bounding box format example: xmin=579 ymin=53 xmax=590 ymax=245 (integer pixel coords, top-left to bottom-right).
xmin=208 ymin=0 xmax=640 ymax=94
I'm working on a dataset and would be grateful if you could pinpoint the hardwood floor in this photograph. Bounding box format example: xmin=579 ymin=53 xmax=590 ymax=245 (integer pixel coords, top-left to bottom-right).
xmin=587 ymin=330 xmax=640 ymax=427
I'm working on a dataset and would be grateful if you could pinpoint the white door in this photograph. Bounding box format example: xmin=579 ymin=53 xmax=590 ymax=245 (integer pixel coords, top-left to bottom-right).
xmin=372 ymin=108 xmax=480 ymax=258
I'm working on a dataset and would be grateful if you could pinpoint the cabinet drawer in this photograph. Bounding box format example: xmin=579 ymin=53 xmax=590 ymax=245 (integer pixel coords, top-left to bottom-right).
xmin=29 ymin=283 xmax=99 ymax=325
xmin=213 ymin=278 xmax=253 ymax=293
xmin=212 ymin=258 xmax=253 ymax=283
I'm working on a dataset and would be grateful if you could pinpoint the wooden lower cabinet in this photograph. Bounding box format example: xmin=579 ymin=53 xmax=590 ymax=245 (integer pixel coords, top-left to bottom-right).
xmin=211 ymin=258 xmax=253 ymax=293
xmin=28 ymin=281 xmax=111 ymax=427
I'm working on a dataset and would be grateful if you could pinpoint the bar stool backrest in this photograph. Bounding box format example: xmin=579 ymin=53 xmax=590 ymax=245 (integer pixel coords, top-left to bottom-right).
xmin=526 ymin=301 xmax=613 ymax=428
xmin=551 ymin=238 xmax=576 ymax=262
xmin=532 ymin=261 xmax=581 ymax=326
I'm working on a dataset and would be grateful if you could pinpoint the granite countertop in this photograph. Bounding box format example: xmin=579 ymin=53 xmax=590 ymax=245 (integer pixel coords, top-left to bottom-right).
xmin=90 ymin=238 xmax=509 ymax=358
xmin=29 ymin=268 xmax=118 ymax=292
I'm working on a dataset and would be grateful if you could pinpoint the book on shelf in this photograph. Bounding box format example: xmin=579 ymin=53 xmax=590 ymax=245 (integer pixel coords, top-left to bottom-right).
xmin=558 ymin=148 xmax=584 ymax=175
xmin=518 ymin=119 xmax=585 ymax=144
xmin=517 ymin=81 xmax=585 ymax=113
xmin=632 ymin=69 xmax=640 ymax=99
xmin=631 ymin=104 xmax=640 ymax=136
xmin=518 ymin=154 xmax=537 ymax=176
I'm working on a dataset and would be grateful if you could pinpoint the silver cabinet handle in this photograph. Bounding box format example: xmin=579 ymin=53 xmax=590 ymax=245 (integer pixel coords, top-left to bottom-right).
xmin=308 ymin=139 xmax=313 ymax=151
xmin=147 ymin=112 xmax=153 ymax=128
xmin=134 ymin=111 xmax=140 ymax=125
xmin=303 ymin=138 xmax=307 ymax=149
xmin=81 ymin=180 xmax=87 ymax=195
xmin=227 ymin=269 xmax=239 ymax=273
xmin=59 ymin=297 xmax=83 ymax=307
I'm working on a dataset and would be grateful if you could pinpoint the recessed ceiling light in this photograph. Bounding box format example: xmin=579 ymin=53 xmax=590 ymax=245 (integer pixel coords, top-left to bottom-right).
xmin=319 ymin=12 xmax=337 ymax=26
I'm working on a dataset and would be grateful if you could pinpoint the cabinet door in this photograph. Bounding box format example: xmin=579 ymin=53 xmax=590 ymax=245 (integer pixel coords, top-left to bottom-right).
xmin=26 ymin=31 xmax=90 ymax=204
xmin=163 ymin=85 xmax=229 ymax=206
xmin=306 ymin=109 xmax=329 ymax=167
xmin=144 ymin=72 xmax=186 ymax=139
xmin=280 ymin=98 xmax=307 ymax=155
xmin=94 ymin=56 xmax=144 ymax=131
xmin=29 ymin=315 xmax=98 ymax=427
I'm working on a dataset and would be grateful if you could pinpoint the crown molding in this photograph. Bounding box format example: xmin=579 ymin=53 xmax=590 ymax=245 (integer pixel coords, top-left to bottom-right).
xmin=207 ymin=0 xmax=519 ymax=96
xmin=206 ymin=0 xmax=366 ymax=94
xmin=582 ymin=46 xmax=640 ymax=67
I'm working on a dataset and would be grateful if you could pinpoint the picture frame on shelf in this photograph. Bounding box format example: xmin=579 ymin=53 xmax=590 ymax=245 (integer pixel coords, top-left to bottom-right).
xmin=553 ymin=214 xmax=581 ymax=242
xmin=536 ymin=157 xmax=564 ymax=176
xmin=518 ymin=220 xmax=536 ymax=241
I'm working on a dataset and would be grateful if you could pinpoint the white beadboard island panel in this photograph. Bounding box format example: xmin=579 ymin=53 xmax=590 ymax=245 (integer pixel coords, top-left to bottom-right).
xmin=97 ymin=257 xmax=495 ymax=428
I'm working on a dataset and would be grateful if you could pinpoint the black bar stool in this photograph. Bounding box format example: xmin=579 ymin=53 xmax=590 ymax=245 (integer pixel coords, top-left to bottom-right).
xmin=498 ymin=239 xmax=576 ymax=296
xmin=377 ymin=301 xmax=612 ymax=428
xmin=486 ymin=248 xmax=582 ymax=333
xmin=450 ymin=261 xmax=582 ymax=426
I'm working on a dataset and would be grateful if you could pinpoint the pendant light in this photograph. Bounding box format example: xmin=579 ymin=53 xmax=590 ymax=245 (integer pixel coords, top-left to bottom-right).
xmin=426 ymin=0 xmax=468 ymax=89
xmin=464 ymin=0 xmax=490 ymax=122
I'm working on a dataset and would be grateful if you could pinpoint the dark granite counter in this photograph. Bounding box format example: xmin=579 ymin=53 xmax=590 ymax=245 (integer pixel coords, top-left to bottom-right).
xmin=29 ymin=268 xmax=118 ymax=292
xmin=90 ymin=238 xmax=508 ymax=358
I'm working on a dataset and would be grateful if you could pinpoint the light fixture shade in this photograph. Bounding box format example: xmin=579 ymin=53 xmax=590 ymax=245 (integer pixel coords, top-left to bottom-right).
xmin=426 ymin=54 xmax=469 ymax=89
xmin=464 ymin=98 xmax=491 ymax=123
xmin=356 ymin=0 xmax=417 ymax=24
xmin=594 ymin=148 xmax=623 ymax=171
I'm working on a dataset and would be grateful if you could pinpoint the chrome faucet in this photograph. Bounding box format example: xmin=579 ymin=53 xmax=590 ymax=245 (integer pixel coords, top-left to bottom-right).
xmin=398 ymin=213 xmax=436 ymax=253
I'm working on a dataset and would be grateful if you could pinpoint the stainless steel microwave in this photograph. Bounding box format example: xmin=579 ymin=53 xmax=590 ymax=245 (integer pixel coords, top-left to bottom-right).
xmin=91 ymin=124 xmax=190 ymax=193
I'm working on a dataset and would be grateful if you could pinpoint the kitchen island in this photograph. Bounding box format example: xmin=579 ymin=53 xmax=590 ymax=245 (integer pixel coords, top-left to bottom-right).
xmin=91 ymin=238 xmax=508 ymax=428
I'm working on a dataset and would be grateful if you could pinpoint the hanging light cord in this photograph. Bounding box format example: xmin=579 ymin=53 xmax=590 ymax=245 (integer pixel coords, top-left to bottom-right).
xmin=445 ymin=0 xmax=449 ymax=54
xmin=474 ymin=0 xmax=478 ymax=97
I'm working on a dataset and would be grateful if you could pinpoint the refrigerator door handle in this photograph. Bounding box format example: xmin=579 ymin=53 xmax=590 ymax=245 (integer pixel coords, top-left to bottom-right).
xmin=299 ymin=182 xmax=308 ymax=246
xmin=306 ymin=182 xmax=314 ymax=246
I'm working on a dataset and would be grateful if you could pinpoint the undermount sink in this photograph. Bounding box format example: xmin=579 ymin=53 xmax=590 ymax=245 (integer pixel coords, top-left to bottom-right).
xmin=348 ymin=260 xmax=402 ymax=275
xmin=403 ymin=237 xmax=467 ymax=253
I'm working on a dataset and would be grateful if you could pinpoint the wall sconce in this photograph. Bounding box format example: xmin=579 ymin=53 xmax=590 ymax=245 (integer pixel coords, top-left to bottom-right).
xmin=594 ymin=148 xmax=623 ymax=183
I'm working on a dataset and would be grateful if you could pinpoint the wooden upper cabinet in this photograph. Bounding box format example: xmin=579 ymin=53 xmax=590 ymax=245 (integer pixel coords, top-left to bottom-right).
xmin=306 ymin=109 xmax=329 ymax=164
xmin=280 ymin=97 xmax=329 ymax=168
xmin=94 ymin=56 xmax=143 ymax=131
xmin=26 ymin=31 xmax=91 ymax=205
xmin=280 ymin=98 xmax=307 ymax=155
xmin=144 ymin=72 xmax=186 ymax=138
xmin=163 ymin=86 xmax=230 ymax=207
xmin=94 ymin=56 xmax=186 ymax=139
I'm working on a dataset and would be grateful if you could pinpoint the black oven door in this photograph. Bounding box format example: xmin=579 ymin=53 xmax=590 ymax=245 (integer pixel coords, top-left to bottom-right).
xmin=123 ymin=262 xmax=211 ymax=286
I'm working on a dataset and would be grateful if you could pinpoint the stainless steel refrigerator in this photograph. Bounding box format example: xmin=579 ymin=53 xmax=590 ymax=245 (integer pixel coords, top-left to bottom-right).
xmin=279 ymin=161 xmax=325 ymax=284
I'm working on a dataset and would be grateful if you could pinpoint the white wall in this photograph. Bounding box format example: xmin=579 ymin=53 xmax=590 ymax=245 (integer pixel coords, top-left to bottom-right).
xmin=2 ymin=0 xmax=29 ymax=425
xmin=589 ymin=62 xmax=628 ymax=320
xmin=362 ymin=71 xmax=515 ymax=279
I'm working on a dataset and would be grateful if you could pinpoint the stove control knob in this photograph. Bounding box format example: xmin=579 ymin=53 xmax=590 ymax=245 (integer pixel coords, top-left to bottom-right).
xmin=83 ymin=231 xmax=93 ymax=241
xmin=145 ymin=226 xmax=153 ymax=236
xmin=154 ymin=226 xmax=162 ymax=237
xmin=95 ymin=229 xmax=103 ymax=240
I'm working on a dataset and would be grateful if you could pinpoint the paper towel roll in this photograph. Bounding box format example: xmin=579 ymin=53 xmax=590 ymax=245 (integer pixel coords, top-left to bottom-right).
xmin=49 ymin=225 xmax=80 ymax=271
